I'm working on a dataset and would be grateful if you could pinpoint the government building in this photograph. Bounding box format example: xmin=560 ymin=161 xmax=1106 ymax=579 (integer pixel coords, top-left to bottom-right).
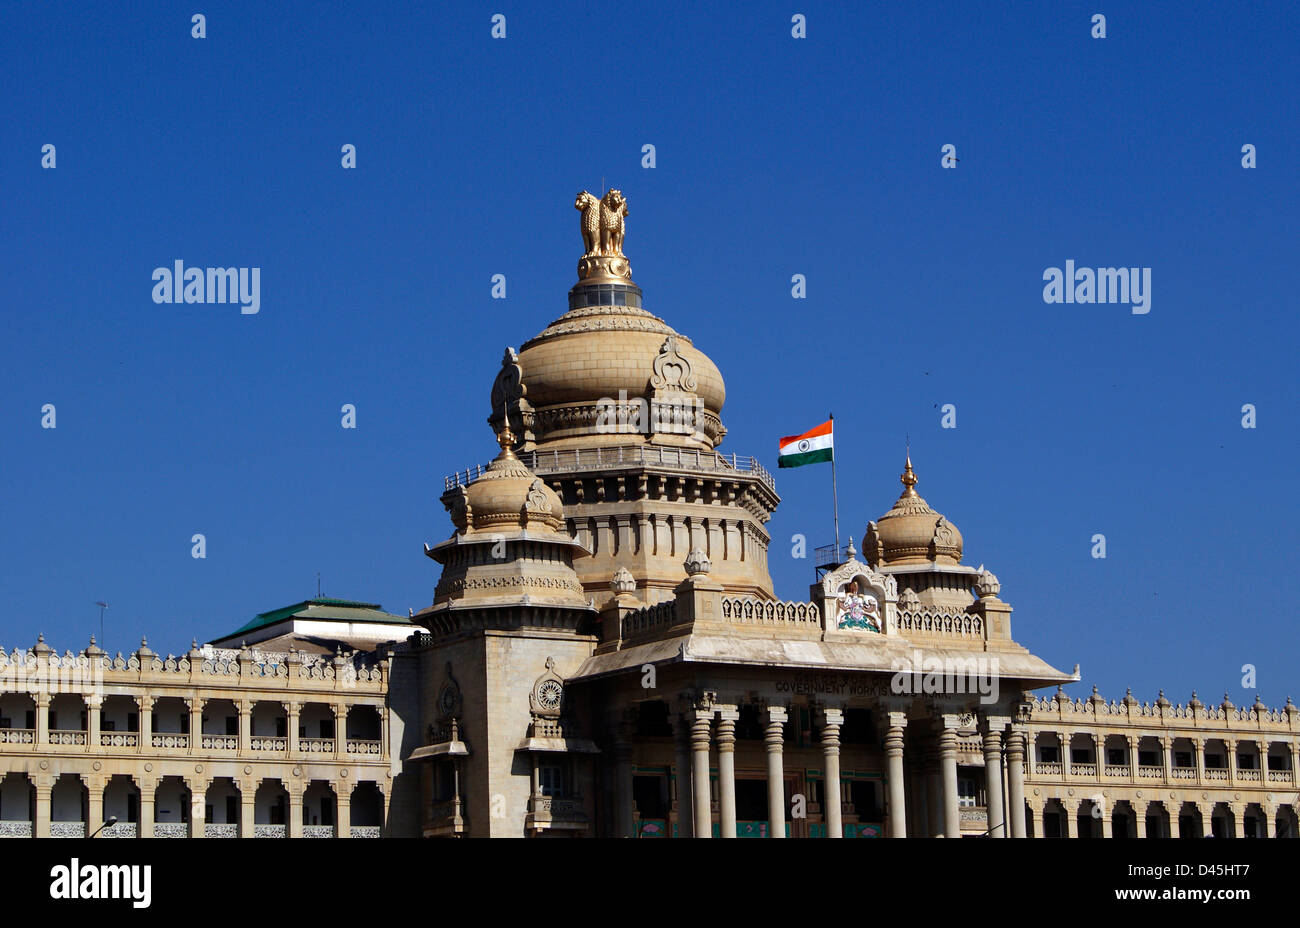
xmin=1 ymin=190 xmax=1296 ymax=839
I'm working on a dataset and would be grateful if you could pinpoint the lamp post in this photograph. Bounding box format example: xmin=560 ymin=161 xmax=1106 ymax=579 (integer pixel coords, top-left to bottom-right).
xmin=88 ymin=815 xmax=118 ymax=838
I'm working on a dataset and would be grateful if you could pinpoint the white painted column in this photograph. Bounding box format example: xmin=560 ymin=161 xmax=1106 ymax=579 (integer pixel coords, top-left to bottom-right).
xmin=716 ymin=707 xmax=738 ymax=838
xmin=765 ymin=706 xmax=788 ymax=838
xmin=885 ymin=711 xmax=908 ymax=838
xmin=1005 ymin=728 xmax=1027 ymax=838
xmin=821 ymin=708 xmax=844 ymax=838
xmin=938 ymin=716 xmax=961 ymax=838
xmin=982 ymin=717 xmax=1008 ymax=837
xmin=690 ymin=708 xmax=713 ymax=838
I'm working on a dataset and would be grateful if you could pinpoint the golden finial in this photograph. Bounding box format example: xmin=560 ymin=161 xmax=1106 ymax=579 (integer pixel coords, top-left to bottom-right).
xmin=900 ymin=452 xmax=918 ymax=497
xmin=575 ymin=188 xmax=632 ymax=281
xmin=496 ymin=401 xmax=517 ymax=459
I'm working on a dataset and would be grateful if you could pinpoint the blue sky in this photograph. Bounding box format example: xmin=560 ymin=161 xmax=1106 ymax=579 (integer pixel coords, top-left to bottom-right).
xmin=2 ymin=2 xmax=1296 ymax=707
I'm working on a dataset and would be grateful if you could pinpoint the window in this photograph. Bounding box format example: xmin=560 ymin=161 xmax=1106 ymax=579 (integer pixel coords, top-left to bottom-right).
xmin=1204 ymin=754 xmax=1225 ymax=769
xmin=320 ymin=719 xmax=335 ymax=739
xmin=1070 ymin=748 xmax=1092 ymax=764
xmin=226 ymin=716 xmax=238 ymax=736
xmin=632 ymin=774 xmax=667 ymax=819
xmin=1039 ymin=745 xmax=1059 ymax=763
xmin=540 ymin=764 xmax=565 ymax=798
xmin=841 ymin=709 xmax=875 ymax=745
xmin=1107 ymin=748 xmax=1125 ymax=766
xmin=957 ymin=776 xmax=977 ymax=808
xmin=1139 ymin=750 xmax=1158 ymax=766
xmin=1237 ymin=753 xmax=1255 ymax=770
xmin=1174 ymin=751 xmax=1193 ymax=768
xmin=1267 ymin=755 xmax=1286 ymax=771
xmin=103 ymin=720 xmax=117 ymax=732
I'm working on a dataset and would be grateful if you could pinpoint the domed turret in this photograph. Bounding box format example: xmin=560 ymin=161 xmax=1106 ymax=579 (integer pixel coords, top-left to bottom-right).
xmin=488 ymin=188 xmax=726 ymax=451
xmin=864 ymin=456 xmax=963 ymax=567
xmin=455 ymin=425 xmax=566 ymax=536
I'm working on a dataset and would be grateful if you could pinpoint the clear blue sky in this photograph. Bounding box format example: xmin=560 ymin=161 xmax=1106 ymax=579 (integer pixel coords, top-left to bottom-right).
xmin=3 ymin=2 xmax=1296 ymax=708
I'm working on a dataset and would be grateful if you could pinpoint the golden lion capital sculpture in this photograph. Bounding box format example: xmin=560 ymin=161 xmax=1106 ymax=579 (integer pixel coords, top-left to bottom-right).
xmin=575 ymin=189 xmax=629 ymax=258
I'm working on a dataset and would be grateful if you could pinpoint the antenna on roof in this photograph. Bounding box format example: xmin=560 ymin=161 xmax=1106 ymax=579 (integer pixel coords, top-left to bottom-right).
xmin=317 ymin=572 xmax=321 ymax=598
xmin=95 ymin=602 xmax=109 ymax=647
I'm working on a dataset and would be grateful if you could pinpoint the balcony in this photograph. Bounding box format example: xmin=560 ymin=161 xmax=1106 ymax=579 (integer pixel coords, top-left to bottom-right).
xmin=1204 ymin=768 xmax=1229 ymax=781
xmin=1267 ymin=770 xmax=1294 ymax=783
xmin=1137 ymin=765 xmax=1164 ymax=778
xmin=50 ymin=822 xmax=87 ymax=838
xmin=303 ymin=825 xmax=334 ymax=838
xmin=0 ymin=729 xmax=35 ymax=745
xmin=205 ymin=823 xmax=238 ymax=838
xmin=298 ymin=738 xmax=334 ymax=754
xmin=47 ymin=730 xmax=87 ymax=746
xmin=1071 ymin=763 xmax=1097 ymax=777
xmin=102 ymin=822 xmax=138 ymax=838
xmin=444 ymin=445 xmax=776 ymax=493
xmin=254 ymin=824 xmax=286 ymax=838
xmin=101 ymin=732 xmax=139 ymax=748
xmin=350 ymin=826 xmax=381 ymax=838
xmin=151 ymin=733 xmax=189 ymax=749
xmin=200 ymin=735 xmax=237 ymax=750
xmin=249 ymin=737 xmax=287 ymax=752
xmin=1104 ymin=764 xmax=1129 ymax=777
xmin=1170 ymin=767 xmax=1196 ymax=780
xmin=0 ymin=821 xmax=33 ymax=837
xmin=155 ymin=823 xmax=188 ymax=837
xmin=1035 ymin=762 xmax=1063 ymax=776
xmin=347 ymin=739 xmax=382 ymax=755
xmin=526 ymin=795 xmax=588 ymax=832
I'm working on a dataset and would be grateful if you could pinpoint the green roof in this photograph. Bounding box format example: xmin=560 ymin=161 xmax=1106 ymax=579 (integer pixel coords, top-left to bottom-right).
xmin=224 ymin=597 xmax=412 ymax=638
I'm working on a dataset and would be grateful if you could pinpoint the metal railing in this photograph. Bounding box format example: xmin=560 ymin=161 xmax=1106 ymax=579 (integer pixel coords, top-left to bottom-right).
xmin=444 ymin=445 xmax=776 ymax=493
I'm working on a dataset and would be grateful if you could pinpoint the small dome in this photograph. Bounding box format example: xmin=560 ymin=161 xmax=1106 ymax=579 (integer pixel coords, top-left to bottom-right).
xmin=455 ymin=427 xmax=565 ymax=535
xmin=867 ymin=456 xmax=963 ymax=566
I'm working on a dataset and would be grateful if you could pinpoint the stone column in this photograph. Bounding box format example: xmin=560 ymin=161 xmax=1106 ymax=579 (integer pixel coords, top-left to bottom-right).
xmin=885 ymin=711 xmax=908 ymax=838
xmin=690 ymin=707 xmax=713 ymax=838
xmin=87 ymin=776 xmax=104 ymax=837
xmin=34 ymin=782 xmax=51 ymax=838
xmin=1065 ymin=799 xmax=1079 ymax=838
xmin=716 ymin=706 xmax=739 ymax=838
xmin=982 ymin=717 xmax=1008 ymax=837
xmin=335 ymin=781 xmax=351 ymax=838
xmin=673 ymin=716 xmax=692 ymax=838
xmin=1230 ymin=803 xmax=1245 ymax=838
xmin=186 ymin=698 xmax=204 ymax=755
xmin=1127 ymin=735 xmax=1139 ymax=781
xmin=1029 ymin=799 xmax=1044 ymax=839
xmin=821 ymin=708 xmax=845 ymax=839
xmin=1093 ymin=733 xmax=1105 ymax=782
xmin=1256 ymin=740 xmax=1269 ymax=781
xmin=1289 ymin=742 xmax=1299 ymax=787
xmin=1227 ymin=738 xmax=1238 ymax=785
xmin=139 ymin=781 xmax=155 ymax=838
xmin=287 ymin=702 xmax=301 ymax=755
xmin=189 ymin=778 xmax=208 ymax=838
xmin=1100 ymin=800 xmax=1113 ymax=838
xmin=288 ymin=783 xmax=304 ymax=839
xmin=1060 ymin=730 xmax=1071 ymax=777
xmin=612 ymin=736 xmax=635 ymax=839
xmin=1005 ymin=728 xmax=1027 ymax=838
xmin=87 ymin=696 xmax=102 ymax=751
xmin=765 ymin=706 xmax=788 ymax=838
xmin=1161 ymin=737 xmax=1172 ymax=783
xmin=334 ymin=704 xmax=348 ymax=759
xmin=1135 ymin=802 xmax=1147 ymax=838
xmin=1169 ymin=802 xmax=1181 ymax=838
xmin=1194 ymin=737 xmax=1205 ymax=785
xmin=139 ymin=696 xmax=154 ymax=754
xmin=238 ymin=699 xmax=251 ymax=754
xmin=1263 ymin=808 xmax=1275 ymax=838
xmin=938 ymin=716 xmax=961 ymax=838
xmin=239 ymin=781 xmax=255 ymax=838
xmin=35 ymin=693 xmax=49 ymax=746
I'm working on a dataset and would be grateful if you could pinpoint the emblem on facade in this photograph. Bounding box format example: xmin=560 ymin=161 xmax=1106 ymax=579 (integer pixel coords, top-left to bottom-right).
xmin=529 ymin=657 xmax=565 ymax=718
xmin=575 ymin=189 xmax=632 ymax=280
xmin=835 ymin=581 xmax=881 ymax=632
xmin=650 ymin=336 xmax=697 ymax=392
xmin=525 ymin=478 xmax=553 ymax=514
xmin=437 ymin=662 xmax=462 ymax=720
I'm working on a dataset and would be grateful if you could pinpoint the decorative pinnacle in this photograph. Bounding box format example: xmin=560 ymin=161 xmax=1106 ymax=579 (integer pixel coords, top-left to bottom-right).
xmin=496 ymin=422 xmax=517 ymax=458
xmin=900 ymin=454 xmax=918 ymax=497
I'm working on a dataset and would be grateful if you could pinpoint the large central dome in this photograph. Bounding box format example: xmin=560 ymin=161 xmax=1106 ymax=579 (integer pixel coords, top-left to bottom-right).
xmin=489 ymin=189 xmax=726 ymax=451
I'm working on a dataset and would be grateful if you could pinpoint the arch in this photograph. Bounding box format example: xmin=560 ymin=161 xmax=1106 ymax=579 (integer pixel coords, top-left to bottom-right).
xmin=153 ymin=776 xmax=191 ymax=836
xmin=102 ymin=774 xmax=140 ymax=837
xmin=254 ymin=779 xmax=289 ymax=836
xmin=303 ymin=780 xmax=337 ymax=835
xmin=351 ymin=781 xmax=384 ymax=835
xmin=1144 ymin=801 xmax=1171 ymax=838
xmin=204 ymin=777 xmax=241 ymax=836
xmin=1111 ymin=800 xmax=1136 ymax=838
xmin=0 ymin=772 xmax=34 ymax=837
xmin=50 ymin=773 xmax=87 ymax=836
xmin=346 ymin=705 xmax=382 ymax=741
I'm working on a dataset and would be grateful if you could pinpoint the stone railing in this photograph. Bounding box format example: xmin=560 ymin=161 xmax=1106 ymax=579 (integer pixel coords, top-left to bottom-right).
xmin=1025 ymin=692 xmax=1298 ymax=729
xmin=621 ymin=601 xmax=677 ymax=640
xmin=254 ymin=824 xmax=286 ymax=838
xmin=1104 ymin=765 xmax=1129 ymax=777
xmin=47 ymin=730 xmax=87 ymax=746
xmin=1072 ymin=763 xmax=1097 ymax=777
xmin=960 ymin=807 xmax=987 ymax=825
xmin=298 ymin=738 xmax=334 ymax=753
xmin=1137 ymin=765 xmax=1163 ymax=778
xmin=101 ymin=732 xmax=139 ymax=748
xmin=151 ymin=733 xmax=189 ymax=749
xmin=1237 ymin=768 xmax=1262 ymax=782
xmin=0 ymin=821 xmax=33 ymax=837
xmin=351 ymin=826 xmax=381 ymax=838
xmin=1034 ymin=762 xmax=1063 ymax=776
xmin=1204 ymin=768 xmax=1229 ymax=781
xmin=250 ymin=737 xmax=287 ymax=752
xmin=347 ymin=739 xmax=382 ymax=755
xmin=205 ymin=823 xmax=238 ymax=838
xmin=0 ymin=729 xmax=35 ymax=744
xmin=102 ymin=822 xmax=138 ymax=838
xmin=303 ymin=825 xmax=334 ymax=838
xmin=155 ymin=822 xmax=188 ymax=837
xmin=720 ymin=598 xmax=820 ymax=628
xmin=529 ymin=796 xmax=586 ymax=818
xmin=445 ymin=445 xmax=777 ymax=493
xmin=896 ymin=608 xmax=983 ymax=639
xmin=1267 ymin=770 xmax=1295 ymax=783
xmin=200 ymin=735 xmax=237 ymax=750
xmin=50 ymin=822 xmax=86 ymax=838
xmin=1170 ymin=767 xmax=1196 ymax=780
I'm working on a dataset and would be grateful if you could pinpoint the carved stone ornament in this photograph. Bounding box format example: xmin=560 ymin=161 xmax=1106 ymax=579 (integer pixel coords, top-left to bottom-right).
xmin=529 ymin=657 xmax=565 ymax=718
xmin=973 ymin=568 xmax=1001 ymax=599
xmin=610 ymin=567 xmax=635 ymax=595
xmin=447 ymin=485 xmax=471 ymax=532
xmin=862 ymin=520 xmax=884 ymax=566
xmin=490 ymin=347 xmax=526 ymax=409
xmin=932 ymin=516 xmax=957 ymax=548
xmin=524 ymin=478 xmax=553 ymax=514
xmin=684 ymin=548 xmax=712 ymax=577
xmin=437 ymin=662 xmax=463 ymax=721
xmin=650 ymin=336 xmax=697 ymax=392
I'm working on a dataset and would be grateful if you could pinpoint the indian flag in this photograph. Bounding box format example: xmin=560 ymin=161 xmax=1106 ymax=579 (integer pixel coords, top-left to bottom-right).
xmin=778 ymin=419 xmax=833 ymax=468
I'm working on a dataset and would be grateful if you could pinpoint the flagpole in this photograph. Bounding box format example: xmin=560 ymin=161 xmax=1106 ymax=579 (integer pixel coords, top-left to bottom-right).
xmin=830 ymin=412 xmax=840 ymax=555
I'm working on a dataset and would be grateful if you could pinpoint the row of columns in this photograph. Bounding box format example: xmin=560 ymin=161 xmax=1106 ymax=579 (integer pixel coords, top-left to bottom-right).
xmin=1042 ymin=730 xmax=1294 ymax=784
xmin=1027 ymin=796 xmax=1290 ymax=838
xmin=24 ymin=693 xmax=374 ymax=757
xmin=23 ymin=775 xmax=383 ymax=837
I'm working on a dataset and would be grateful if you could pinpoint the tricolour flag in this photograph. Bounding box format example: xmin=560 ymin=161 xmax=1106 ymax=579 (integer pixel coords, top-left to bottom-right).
xmin=778 ymin=419 xmax=834 ymax=468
